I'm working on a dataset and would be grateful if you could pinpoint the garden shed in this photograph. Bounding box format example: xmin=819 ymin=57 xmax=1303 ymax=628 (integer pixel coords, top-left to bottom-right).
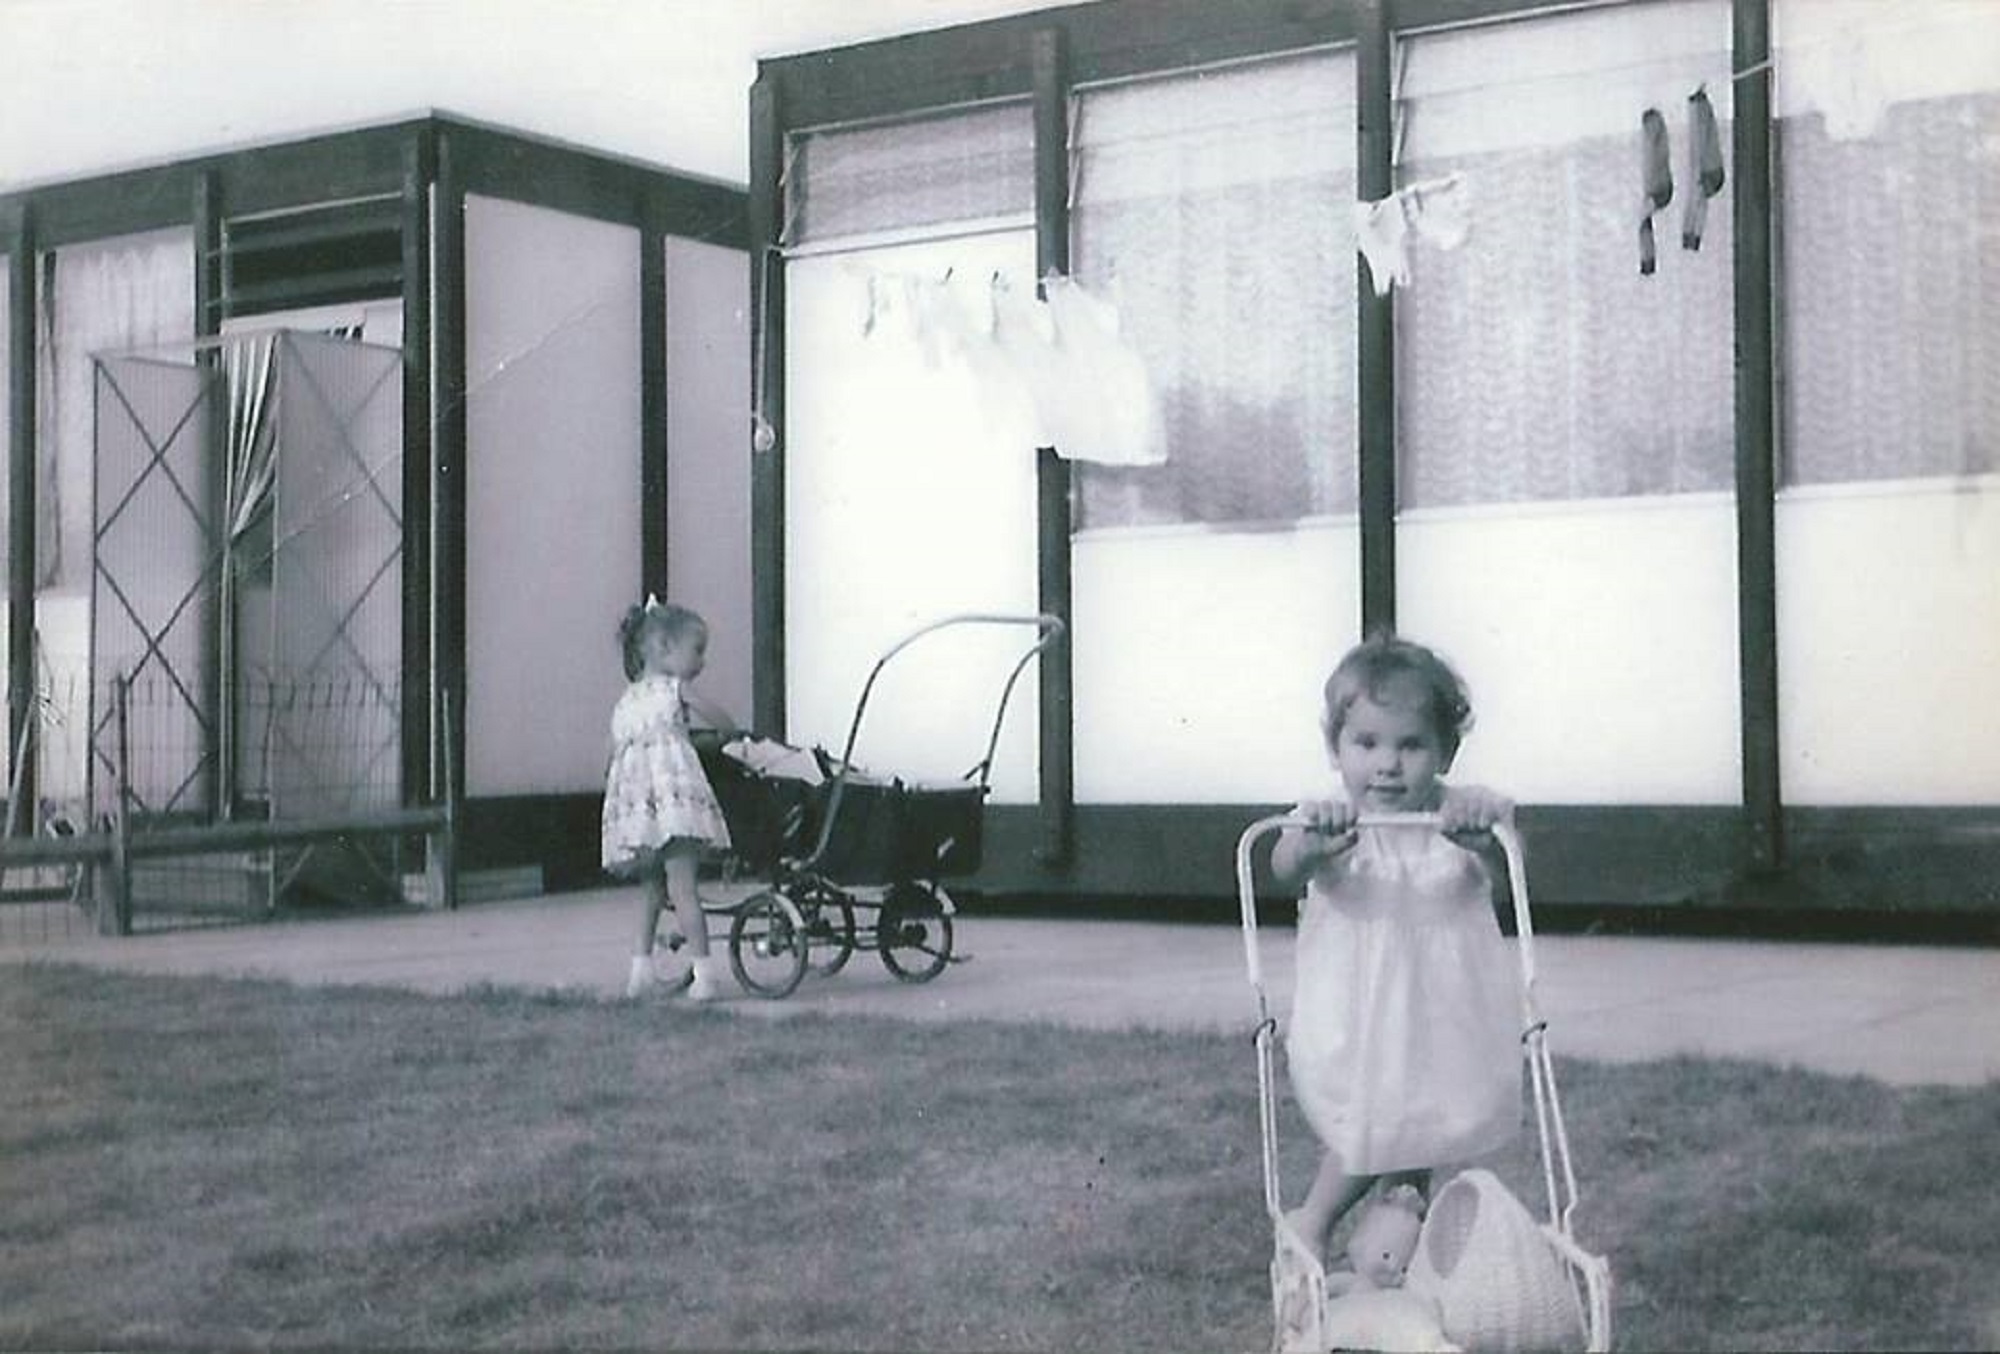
xmin=747 ymin=0 xmax=1999 ymax=913
xmin=2 ymin=112 xmax=750 ymax=917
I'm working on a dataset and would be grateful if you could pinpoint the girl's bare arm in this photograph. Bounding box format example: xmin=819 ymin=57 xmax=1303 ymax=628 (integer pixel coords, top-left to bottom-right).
xmin=1270 ymin=800 xmax=1356 ymax=892
xmin=682 ymin=690 xmax=739 ymax=738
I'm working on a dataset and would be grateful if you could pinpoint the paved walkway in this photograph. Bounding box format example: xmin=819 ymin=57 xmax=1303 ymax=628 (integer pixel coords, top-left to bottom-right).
xmin=5 ymin=886 xmax=1998 ymax=1087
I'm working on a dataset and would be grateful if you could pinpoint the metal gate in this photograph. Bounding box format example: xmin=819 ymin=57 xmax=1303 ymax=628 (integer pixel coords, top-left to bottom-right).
xmin=88 ymin=329 xmax=406 ymax=923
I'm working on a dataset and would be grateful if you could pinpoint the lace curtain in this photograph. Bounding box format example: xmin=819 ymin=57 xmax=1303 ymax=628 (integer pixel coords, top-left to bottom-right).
xmin=36 ymin=229 xmax=196 ymax=590
xmin=1071 ymin=51 xmax=1358 ymax=530
xmin=1395 ymin=2 xmax=1736 ymax=511
xmin=1775 ymin=0 xmax=2000 ymax=486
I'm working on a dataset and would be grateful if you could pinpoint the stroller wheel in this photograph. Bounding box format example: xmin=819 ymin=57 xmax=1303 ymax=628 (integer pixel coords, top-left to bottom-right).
xmin=728 ymin=891 xmax=809 ymax=999
xmin=878 ymin=885 xmax=954 ymax=984
xmin=801 ymin=889 xmax=857 ymax=977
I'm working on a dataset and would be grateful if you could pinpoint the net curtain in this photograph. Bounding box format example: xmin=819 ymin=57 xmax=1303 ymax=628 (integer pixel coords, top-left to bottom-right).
xmin=1394 ymin=0 xmax=1736 ymax=509
xmin=37 ymin=229 xmax=197 ymax=592
xmin=1070 ymin=51 xmax=1359 ymax=530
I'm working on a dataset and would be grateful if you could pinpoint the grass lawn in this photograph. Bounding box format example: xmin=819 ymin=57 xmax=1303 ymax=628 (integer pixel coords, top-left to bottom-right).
xmin=4 ymin=963 xmax=1999 ymax=1353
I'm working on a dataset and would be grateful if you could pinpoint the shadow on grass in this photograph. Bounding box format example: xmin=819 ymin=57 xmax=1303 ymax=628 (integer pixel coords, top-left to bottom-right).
xmin=2 ymin=965 xmax=1997 ymax=1352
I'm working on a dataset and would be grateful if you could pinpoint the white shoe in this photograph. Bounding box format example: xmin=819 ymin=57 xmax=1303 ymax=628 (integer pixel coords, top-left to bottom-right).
xmin=626 ymin=954 xmax=653 ymax=1000
xmin=688 ymin=959 xmax=723 ymax=1003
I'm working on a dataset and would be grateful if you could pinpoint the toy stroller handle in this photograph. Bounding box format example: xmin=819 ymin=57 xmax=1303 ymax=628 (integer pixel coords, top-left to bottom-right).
xmin=1233 ymin=813 xmax=1537 ymax=1000
xmin=806 ymin=613 xmax=1067 ymax=869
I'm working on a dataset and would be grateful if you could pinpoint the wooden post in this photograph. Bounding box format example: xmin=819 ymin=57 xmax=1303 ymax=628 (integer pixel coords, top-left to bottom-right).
xmin=103 ymin=674 xmax=133 ymax=935
xmin=748 ymin=76 xmax=787 ymax=737
xmin=1356 ymin=0 xmax=1397 ymax=637
xmin=194 ymin=171 xmax=229 ymax=820
xmin=7 ymin=206 xmax=37 ymax=827
xmin=426 ymin=684 xmax=459 ymax=911
xmin=1031 ymin=26 xmax=1076 ymax=868
xmin=1732 ymin=0 xmax=1784 ymax=874
xmin=640 ymin=196 xmax=670 ymax=602
xmin=431 ymin=131 xmax=468 ymax=823
xmin=399 ymin=129 xmax=435 ymax=819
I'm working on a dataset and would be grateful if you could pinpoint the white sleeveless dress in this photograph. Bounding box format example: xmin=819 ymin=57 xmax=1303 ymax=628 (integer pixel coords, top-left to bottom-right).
xmin=1286 ymin=815 xmax=1522 ymax=1174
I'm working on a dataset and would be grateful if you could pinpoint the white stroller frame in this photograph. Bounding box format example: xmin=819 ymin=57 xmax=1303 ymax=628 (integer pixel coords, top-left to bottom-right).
xmin=1234 ymin=814 xmax=1614 ymax=1353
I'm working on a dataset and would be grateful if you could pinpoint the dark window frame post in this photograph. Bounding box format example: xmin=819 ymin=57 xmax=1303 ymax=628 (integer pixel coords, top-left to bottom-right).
xmin=1032 ymin=26 xmax=1077 ymax=868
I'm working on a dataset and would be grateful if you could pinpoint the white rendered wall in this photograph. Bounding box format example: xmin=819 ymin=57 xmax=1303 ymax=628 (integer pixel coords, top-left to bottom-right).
xmin=784 ymin=232 xmax=1041 ymax=800
xmin=1397 ymin=496 xmax=1743 ymax=805
xmin=1072 ymin=522 xmax=1362 ymax=803
xmin=665 ymin=236 xmax=752 ymax=727
xmin=0 ymin=257 xmax=8 ymax=694
xmin=465 ymin=195 xmax=641 ymax=797
xmin=1776 ymin=480 xmax=2000 ymax=805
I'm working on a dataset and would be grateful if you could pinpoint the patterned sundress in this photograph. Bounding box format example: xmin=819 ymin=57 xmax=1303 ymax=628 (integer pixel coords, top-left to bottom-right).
xmin=600 ymin=674 xmax=732 ymax=876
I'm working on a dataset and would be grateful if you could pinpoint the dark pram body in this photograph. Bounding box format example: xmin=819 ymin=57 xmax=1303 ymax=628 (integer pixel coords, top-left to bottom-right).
xmin=692 ymin=614 xmax=1061 ymax=998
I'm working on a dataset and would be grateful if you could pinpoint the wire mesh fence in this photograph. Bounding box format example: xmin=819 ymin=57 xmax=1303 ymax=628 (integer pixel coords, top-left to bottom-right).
xmin=4 ymin=664 xmax=421 ymax=941
xmin=2 ymin=663 xmax=92 ymax=944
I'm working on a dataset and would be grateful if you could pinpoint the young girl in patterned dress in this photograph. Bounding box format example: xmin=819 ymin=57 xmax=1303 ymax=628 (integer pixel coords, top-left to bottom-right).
xmin=602 ymin=599 xmax=735 ymax=1000
xmin=1271 ymin=635 xmax=1522 ymax=1264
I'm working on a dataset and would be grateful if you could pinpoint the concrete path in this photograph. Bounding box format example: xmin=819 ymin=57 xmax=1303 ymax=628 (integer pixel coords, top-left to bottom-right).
xmin=5 ymin=886 xmax=1998 ymax=1087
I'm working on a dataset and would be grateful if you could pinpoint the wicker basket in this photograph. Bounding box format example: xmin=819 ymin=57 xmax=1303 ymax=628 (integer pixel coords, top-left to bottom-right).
xmin=1404 ymin=1169 xmax=1588 ymax=1353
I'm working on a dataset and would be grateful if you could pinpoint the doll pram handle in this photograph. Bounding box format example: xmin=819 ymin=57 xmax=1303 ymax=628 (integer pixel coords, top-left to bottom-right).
xmin=1233 ymin=812 xmax=1611 ymax=1352
xmin=801 ymin=612 xmax=1066 ymax=873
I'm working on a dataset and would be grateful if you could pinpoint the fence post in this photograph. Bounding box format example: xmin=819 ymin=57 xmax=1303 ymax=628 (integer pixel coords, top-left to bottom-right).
xmin=100 ymin=674 xmax=134 ymax=936
xmin=424 ymin=685 xmax=458 ymax=911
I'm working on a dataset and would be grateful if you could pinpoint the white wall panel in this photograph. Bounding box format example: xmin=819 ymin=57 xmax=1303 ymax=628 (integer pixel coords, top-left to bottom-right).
xmin=465 ymin=195 xmax=640 ymax=796
xmin=665 ymin=236 xmax=752 ymax=727
xmin=1398 ymin=496 xmax=1742 ymax=805
xmin=1777 ymin=481 xmax=2000 ymax=804
xmin=1072 ymin=522 xmax=1362 ymax=804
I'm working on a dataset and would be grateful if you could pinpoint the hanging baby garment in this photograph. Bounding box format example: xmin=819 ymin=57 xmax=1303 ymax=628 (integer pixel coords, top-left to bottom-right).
xmin=1354 ymin=174 xmax=1472 ymax=296
xmin=1790 ymin=29 xmax=1889 ymax=141
xmin=1038 ymin=274 xmax=1166 ymax=467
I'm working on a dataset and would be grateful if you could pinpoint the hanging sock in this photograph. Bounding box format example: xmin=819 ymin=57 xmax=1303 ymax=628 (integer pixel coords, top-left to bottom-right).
xmin=1681 ymin=88 xmax=1726 ymax=251
xmin=1638 ymin=107 xmax=1674 ymax=276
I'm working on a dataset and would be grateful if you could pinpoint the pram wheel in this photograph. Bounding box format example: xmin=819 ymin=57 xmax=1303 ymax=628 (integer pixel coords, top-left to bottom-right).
xmin=878 ymin=884 xmax=954 ymax=983
xmin=727 ymin=891 xmax=810 ymax=999
xmin=799 ymin=887 xmax=857 ymax=977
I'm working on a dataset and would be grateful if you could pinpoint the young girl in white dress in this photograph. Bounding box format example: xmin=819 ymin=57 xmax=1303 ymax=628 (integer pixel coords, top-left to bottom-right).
xmin=602 ymin=599 xmax=736 ymax=1000
xmin=1271 ymin=634 xmax=1522 ymax=1263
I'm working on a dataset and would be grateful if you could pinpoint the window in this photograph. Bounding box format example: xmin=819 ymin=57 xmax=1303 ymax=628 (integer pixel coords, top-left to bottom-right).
xmin=1396 ymin=1 xmax=1735 ymax=510
xmin=1070 ymin=51 xmax=1358 ymax=529
xmin=786 ymin=102 xmax=1034 ymax=246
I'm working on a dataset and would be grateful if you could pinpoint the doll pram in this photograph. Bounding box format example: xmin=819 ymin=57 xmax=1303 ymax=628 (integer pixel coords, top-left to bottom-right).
xmin=697 ymin=612 xmax=1064 ymax=999
xmin=1233 ymin=814 xmax=1613 ymax=1353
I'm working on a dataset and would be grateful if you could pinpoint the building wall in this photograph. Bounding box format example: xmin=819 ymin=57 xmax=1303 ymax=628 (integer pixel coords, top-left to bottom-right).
xmin=0 ymin=253 xmax=9 ymax=698
xmin=761 ymin=0 xmax=2000 ymax=908
xmin=464 ymin=194 xmax=642 ymax=798
xmin=1777 ymin=481 xmax=1999 ymax=805
xmin=664 ymin=235 xmax=752 ymax=726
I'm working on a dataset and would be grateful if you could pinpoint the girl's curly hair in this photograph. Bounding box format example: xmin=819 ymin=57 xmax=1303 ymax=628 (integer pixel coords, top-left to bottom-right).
xmin=617 ymin=599 xmax=705 ymax=680
xmin=1321 ymin=632 xmax=1475 ymax=763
